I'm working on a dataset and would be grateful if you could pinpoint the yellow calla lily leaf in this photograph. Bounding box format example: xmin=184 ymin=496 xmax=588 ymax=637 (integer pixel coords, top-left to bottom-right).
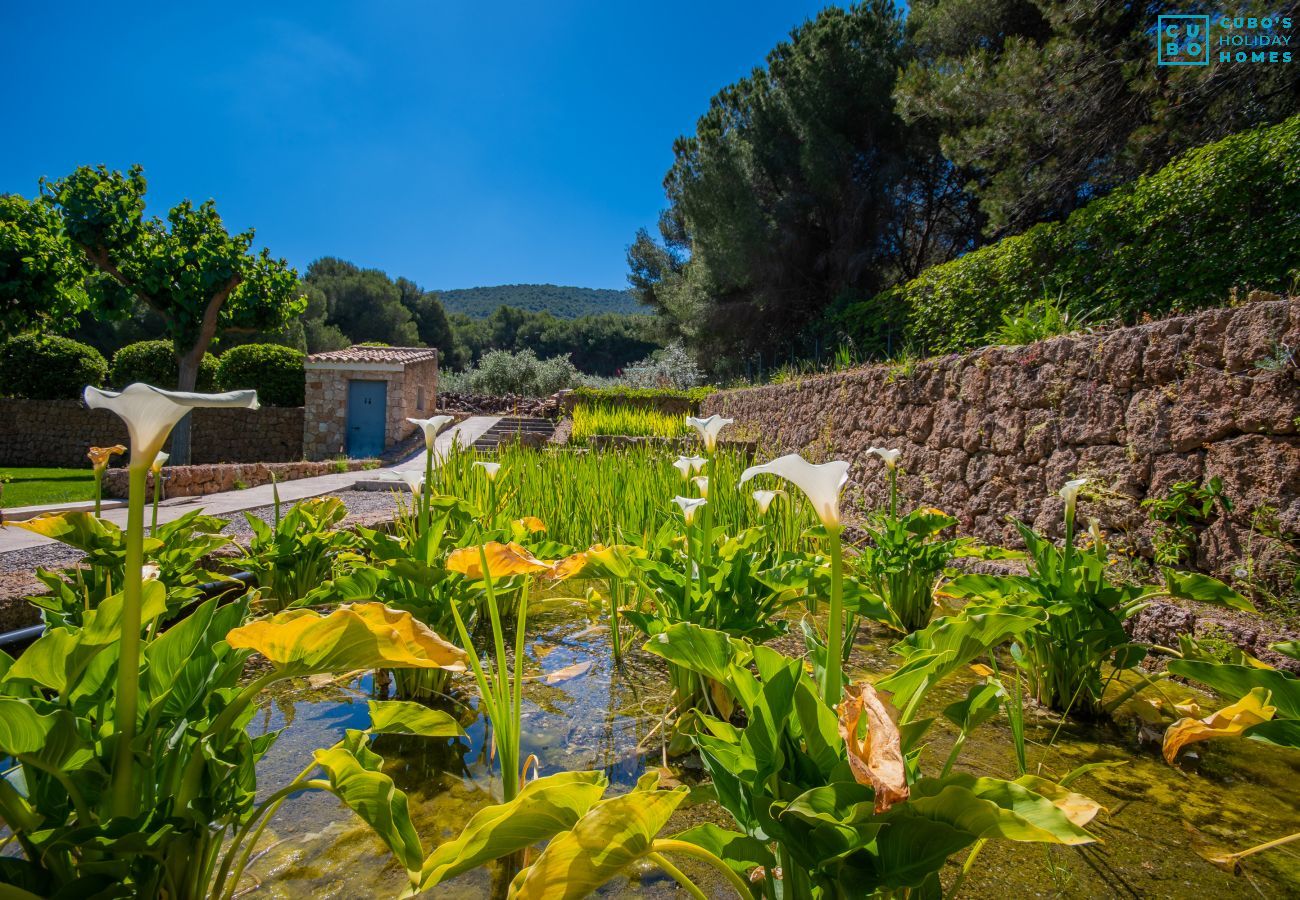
xmin=1162 ymin=687 xmax=1275 ymax=764
xmin=514 ymin=516 xmax=547 ymax=534
xmin=547 ymin=552 xmax=589 ymax=582
xmin=226 ymin=602 xmax=467 ymax=675
xmin=447 ymin=542 xmax=553 ymax=579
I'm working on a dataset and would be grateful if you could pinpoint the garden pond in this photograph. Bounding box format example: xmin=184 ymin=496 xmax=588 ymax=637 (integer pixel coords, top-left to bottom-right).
xmin=246 ymin=597 xmax=1300 ymax=898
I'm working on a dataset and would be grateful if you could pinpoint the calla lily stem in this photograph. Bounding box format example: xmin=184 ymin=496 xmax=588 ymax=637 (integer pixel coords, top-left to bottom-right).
xmin=111 ymin=464 xmax=148 ymax=816
xmin=648 ymin=839 xmax=751 ymax=899
xmin=823 ymin=524 xmax=845 ymax=707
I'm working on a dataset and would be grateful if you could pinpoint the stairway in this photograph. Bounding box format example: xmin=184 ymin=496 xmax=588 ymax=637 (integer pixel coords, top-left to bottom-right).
xmin=469 ymin=416 xmax=555 ymax=451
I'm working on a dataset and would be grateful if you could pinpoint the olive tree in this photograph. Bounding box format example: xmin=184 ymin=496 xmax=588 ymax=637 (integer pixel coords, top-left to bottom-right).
xmin=42 ymin=165 xmax=305 ymax=463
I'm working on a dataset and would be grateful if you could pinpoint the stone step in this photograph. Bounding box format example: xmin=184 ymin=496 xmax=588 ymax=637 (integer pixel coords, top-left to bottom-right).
xmin=470 ymin=417 xmax=556 ymax=450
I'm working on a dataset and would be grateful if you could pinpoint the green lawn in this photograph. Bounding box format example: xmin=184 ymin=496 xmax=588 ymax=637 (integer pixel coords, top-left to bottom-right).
xmin=1 ymin=467 xmax=97 ymax=509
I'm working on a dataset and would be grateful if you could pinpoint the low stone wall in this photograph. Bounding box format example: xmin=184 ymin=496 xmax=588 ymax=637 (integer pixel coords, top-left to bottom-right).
xmin=584 ymin=435 xmax=759 ymax=455
xmin=559 ymin=392 xmax=700 ymax=416
xmin=102 ymin=459 xmax=375 ymax=499
xmin=701 ymin=297 xmax=1300 ymax=581
xmin=0 ymin=400 xmax=304 ymax=468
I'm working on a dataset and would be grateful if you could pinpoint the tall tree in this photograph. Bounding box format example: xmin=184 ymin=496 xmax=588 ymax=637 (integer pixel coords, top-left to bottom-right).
xmin=895 ymin=0 xmax=1300 ymax=235
xmin=303 ymin=257 xmax=420 ymax=346
xmin=396 ymin=277 xmax=462 ymax=366
xmin=41 ymin=165 xmax=304 ymax=463
xmin=629 ymin=2 xmax=976 ymax=372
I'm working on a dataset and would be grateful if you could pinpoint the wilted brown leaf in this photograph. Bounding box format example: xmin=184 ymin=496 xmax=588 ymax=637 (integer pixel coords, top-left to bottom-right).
xmin=838 ymin=680 xmax=909 ymax=812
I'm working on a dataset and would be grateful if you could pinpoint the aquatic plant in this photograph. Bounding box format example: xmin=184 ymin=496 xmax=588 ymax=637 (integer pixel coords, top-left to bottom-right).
xmin=11 ymin=508 xmax=237 ymax=629
xmin=445 ymin=540 xmax=587 ymax=803
xmin=435 ymin=442 xmax=812 ymax=553
xmin=645 ymin=622 xmax=1098 ymax=898
xmin=741 ymin=452 xmax=850 ymax=704
xmin=0 ymin=383 xmax=468 ymax=898
xmin=570 ymin=401 xmax=690 ymax=442
xmin=239 ymin=496 xmax=359 ymax=611
xmin=940 ymin=479 xmax=1255 ymax=718
xmin=416 ymin=769 xmax=749 ymax=897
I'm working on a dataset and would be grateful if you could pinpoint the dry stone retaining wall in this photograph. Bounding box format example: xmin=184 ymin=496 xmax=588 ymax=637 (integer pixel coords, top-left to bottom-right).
xmin=0 ymin=400 xmax=304 ymax=468
xmin=702 ymin=298 xmax=1300 ymax=579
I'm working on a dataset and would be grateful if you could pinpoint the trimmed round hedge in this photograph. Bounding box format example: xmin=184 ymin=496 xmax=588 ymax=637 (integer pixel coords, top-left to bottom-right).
xmin=109 ymin=341 xmax=218 ymax=391
xmin=216 ymin=344 xmax=305 ymax=407
xmin=0 ymin=333 xmax=109 ymax=400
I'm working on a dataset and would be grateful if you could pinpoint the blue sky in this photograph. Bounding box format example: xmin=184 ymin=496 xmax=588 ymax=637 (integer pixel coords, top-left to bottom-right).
xmin=1 ymin=2 xmax=834 ymax=291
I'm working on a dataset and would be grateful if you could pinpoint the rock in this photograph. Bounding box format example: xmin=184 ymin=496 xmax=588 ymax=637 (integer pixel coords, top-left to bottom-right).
xmin=1126 ymin=601 xmax=1197 ymax=648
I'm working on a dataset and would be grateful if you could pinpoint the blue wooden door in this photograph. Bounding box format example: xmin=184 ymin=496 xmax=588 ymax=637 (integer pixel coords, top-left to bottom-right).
xmin=346 ymin=380 xmax=387 ymax=458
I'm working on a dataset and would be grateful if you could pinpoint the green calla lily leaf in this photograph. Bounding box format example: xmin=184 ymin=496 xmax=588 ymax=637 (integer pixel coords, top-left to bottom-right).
xmin=510 ymin=778 xmax=688 ymax=899
xmin=1161 ymin=568 xmax=1256 ymax=613
xmin=313 ymin=741 xmax=424 ymax=881
xmin=368 ymin=700 xmax=464 ymax=738
xmin=420 ymin=771 xmax=609 ymax=889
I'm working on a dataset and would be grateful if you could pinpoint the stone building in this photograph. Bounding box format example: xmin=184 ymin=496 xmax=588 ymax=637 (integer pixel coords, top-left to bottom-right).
xmin=303 ymin=346 xmax=438 ymax=460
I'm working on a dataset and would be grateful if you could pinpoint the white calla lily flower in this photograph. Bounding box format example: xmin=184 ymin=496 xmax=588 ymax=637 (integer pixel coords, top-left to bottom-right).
xmin=474 ymin=461 xmax=501 ymax=481
xmin=150 ymin=451 xmax=169 ymax=474
xmin=692 ymin=476 xmax=709 ymax=499
xmin=685 ymin=455 xmax=707 ymax=474
xmin=741 ymin=453 xmax=850 ymax=528
xmin=1059 ymin=477 xmax=1087 ymax=519
xmin=398 ymin=469 xmax=425 ymax=495
xmin=867 ymin=446 xmax=902 ymax=471
xmin=673 ymin=496 xmax=707 ymax=525
xmin=408 ymin=415 xmax=455 ymax=449
xmin=752 ymin=489 xmax=785 ymax=515
xmin=84 ymin=384 xmax=259 ymax=469
xmin=686 ymin=415 xmax=734 ymax=453
xmin=672 ymin=456 xmax=694 ymax=480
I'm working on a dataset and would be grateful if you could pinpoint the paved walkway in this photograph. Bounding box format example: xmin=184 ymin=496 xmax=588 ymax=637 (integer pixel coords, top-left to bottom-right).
xmin=0 ymin=417 xmax=498 ymax=555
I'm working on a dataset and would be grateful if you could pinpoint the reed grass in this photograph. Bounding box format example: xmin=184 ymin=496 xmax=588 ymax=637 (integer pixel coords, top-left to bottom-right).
xmin=433 ymin=441 xmax=812 ymax=552
xmin=569 ymin=402 xmax=690 ymax=444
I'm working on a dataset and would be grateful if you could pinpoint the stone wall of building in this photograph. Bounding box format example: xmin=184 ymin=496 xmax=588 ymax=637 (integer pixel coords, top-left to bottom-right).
xmin=303 ymin=352 xmax=439 ymax=460
xmin=0 ymin=401 xmax=304 ymax=468
xmin=701 ymin=297 xmax=1300 ymax=580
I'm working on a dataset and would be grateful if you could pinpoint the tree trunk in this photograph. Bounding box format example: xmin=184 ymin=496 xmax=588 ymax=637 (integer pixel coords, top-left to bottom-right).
xmin=169 ymin=349 xmax=204 ymax=465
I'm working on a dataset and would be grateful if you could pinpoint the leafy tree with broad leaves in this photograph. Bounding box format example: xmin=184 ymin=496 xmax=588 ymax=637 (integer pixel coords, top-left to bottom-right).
xmin=40 ymin=165 xmax=305 ymax=463
xmin=0 ymin=193 xmax=93 ymax=333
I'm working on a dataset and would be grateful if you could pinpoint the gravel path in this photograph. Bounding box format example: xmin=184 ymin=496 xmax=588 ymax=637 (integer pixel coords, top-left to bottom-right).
xmin=0 ymin=490 xmax=402 ymax=629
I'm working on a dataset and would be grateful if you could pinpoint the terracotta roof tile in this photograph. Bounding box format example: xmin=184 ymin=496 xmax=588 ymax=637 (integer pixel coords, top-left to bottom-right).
xmin=305 ymin=346 xmax=439 ymax=365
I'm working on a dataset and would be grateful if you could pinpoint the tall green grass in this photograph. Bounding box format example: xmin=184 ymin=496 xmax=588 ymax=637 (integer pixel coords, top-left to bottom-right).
xmin=433 ymin=442 xmax=812 ymax=551
xmin=569 ymin=401 xmax=690 ymax=443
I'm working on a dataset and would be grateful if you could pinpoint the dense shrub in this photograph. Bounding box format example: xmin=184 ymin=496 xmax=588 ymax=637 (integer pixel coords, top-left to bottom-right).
xmin=0 ymin=333 xmax=108 ymax=400
xmin=110 ymin=340 xmax=218 ymax=391
xmin=216 ymin=344 xmax=306 ymax=406
xmin=446 ymin=348 xmax=582 ymax=397
xmin=835 ymin=115 xmax=1300 ymax=355
xmin=619 ymin=343 xmax=704 ymax=389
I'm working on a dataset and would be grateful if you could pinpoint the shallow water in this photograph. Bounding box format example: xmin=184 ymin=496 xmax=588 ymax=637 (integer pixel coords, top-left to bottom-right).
xmin=245 ymin=597 xmax=1300 ymax=898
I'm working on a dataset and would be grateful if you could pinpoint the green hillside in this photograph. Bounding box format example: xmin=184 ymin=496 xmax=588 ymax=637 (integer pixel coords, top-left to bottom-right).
xmin=437 ymin=284 xmax=640 ymax=319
